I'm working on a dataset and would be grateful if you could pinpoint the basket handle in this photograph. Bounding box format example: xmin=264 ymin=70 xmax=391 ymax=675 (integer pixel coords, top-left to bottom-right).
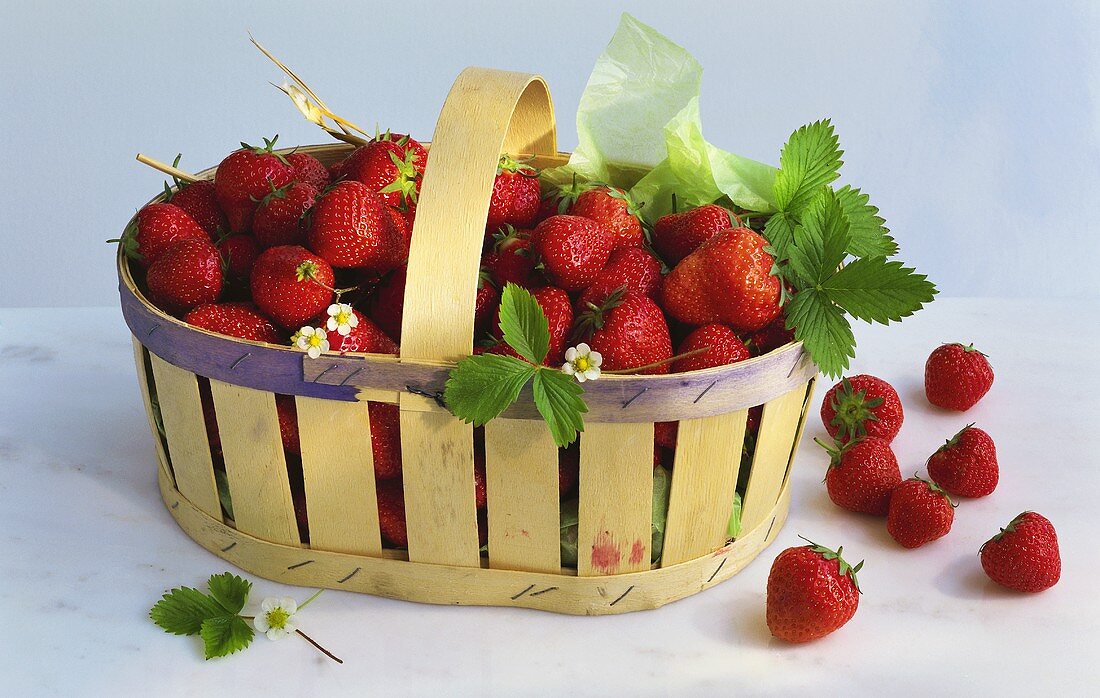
xmin=399 ymin=68 xmax=557 ymax=363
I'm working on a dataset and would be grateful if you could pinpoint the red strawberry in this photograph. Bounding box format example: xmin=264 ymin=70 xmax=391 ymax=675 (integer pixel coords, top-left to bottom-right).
xmin=369 ymin=267 xmax=407 ymax=342
xmin=671 ymin=324 xmax=750 ymax=373
xmin=532 ymin=215 xmax=614 ymax=291
xmin=490 ymin=286 xmax=573 ymax=365
xmin=252 ymin=181 xmax=317 ymax=249
xmin=474 ymin=272 xmax=499 ymax=336
xmin=376 ymin=479 xmax=408 ymax=547
xmin=285 ymin=152 xmax=331 ymax=190
xmin=473 ymin=454 xmax=488 ymax=509
xmin=537 ymin=173 xmax=586 ymax=221
xmin=925 ymin=343 xmax=994 ymax=411
xmin=250 ymin=245 xmax=334 ymax=329
xmin=654 ymin=421 xmax=678 ymax=450
xmin=660 ymin=227 xmax=781 ymax=331
xmin=820 ymin=375 xmax=904 ymax=443
xmin=169 ymin=180 xmax=227 ymax=237
xmin=482 ymin=226 xmax=537 ymax=288
xmin=216 ymin=235 xmax=257 ymax=282
xmin=652 ymin=203 xmax=735 ymax=265
xmin=749 ymin=315 xmax=795 ymax=355
xmin=569 ymin=186 xmax=644 ymax=250
xmin=926 ymin=424 xmax=998 ymax=498
xmin=766 ymin=540 xmax=862 ymax=644
xmin=980 ymin=512 xmax=1060 ymax=592
xmin=121 ymin=203 xmax=208 ymax=268
xmin=183 ymin=302 xmax=281 ymax=343
xmin=213 ymin=136 xmax=295 ymax=233
xmin=342 ymin=135 xmax=426 ymax=209
xmin=886 ymin=477 xmax=954 ymax=548
xmin=275 ymin=394 xmax=300 ymax=454
xmin=369 ymin=402 xmax=402 ymax=481
xmin=387 ymin=207 xmax=412 ymax=266
xmin=577 ymin=247 xmax=662 ymax=310
xmin=486 ymin=155 xmax=540 ymax=233
xmin=578 ymin=289 xmax=672 ymax=374
xmin=307 ymin=181 xmax=403 ymax=271
xmin=324 ymin=308 xmax=399 ymax=354
xmin=817 ymin=436 xmax=902 ymax=516
xmin=145 ymin=238 xmax=223 ymax=315
xmin=558 ymin=445 xmax=580 ymax=495
xmin=198 ymin=377 xmax=222 ymax=455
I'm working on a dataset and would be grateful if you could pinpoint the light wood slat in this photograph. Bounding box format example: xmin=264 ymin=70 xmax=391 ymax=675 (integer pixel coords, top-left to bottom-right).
xmin=661 ymin=410 xmax=749 ymax=566
xmin=484 ymin=418 xmax=560 ymax=573
xmin=296 ymin=397 xmax=381 ymax=556
xmin=780 ymin=378 xmax=817 ymax=492
xmin=132 ymin=339 xmax=173 ymax=486
xmin=208 ymin=380 xmax=299 ymax=546
xmin=400 ymin=406 xmax=480 ymax=566
xmin=739 ymin=384 xmax=810 ymax=533
xmin=577 ymin=422 xmax=654 ymax=576
xmin=147 ymin=353 xmax=221 ymax=520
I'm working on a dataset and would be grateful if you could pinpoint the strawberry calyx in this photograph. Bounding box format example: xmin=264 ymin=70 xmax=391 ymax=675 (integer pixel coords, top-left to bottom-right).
xmin=295 ymin=260 xmax=321 ymax=283
xmin=935 ymin=423 xmax=977 ymax=454
xmin=828 ymin=377 xmax=884 ymax=440
xmin=478 ymin=268 xmax=496 ymax=290
xmin=241 ymin=134 xmax=291 ymax=166
xmin=493 ymin=224 xmax=529 ymax=253
xmin=813 ymin=435 xmax=856 ymax=469
xmin=378 ymin=149 xmax=422 ymax=206
xmin=606 ymin=186 xmax=645 ymax=220
xmin=573 ymin=285 xmax=628 ymax=340
xmin=498 ymin=153 xmax=539 ymax=177
xmin=109 ymin=218 xmax=144 ymax=261
xmin=908 ymin=473 xmax=956 ymax=506
xmin=254 ymin=180 xmax=294 ymax=206
xmin=543 ymin=172 xmax=588 ymax=215
xmin=797 ymin=535 xmax=864 ymax=591
xmin=980 ymin=511 xmax=1034 ymax=553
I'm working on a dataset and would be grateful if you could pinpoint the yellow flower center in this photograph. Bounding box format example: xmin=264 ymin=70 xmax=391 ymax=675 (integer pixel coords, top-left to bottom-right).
xmin=265 ymin=608 xmax=290 ymax=629
xmin=575 ymin=356 xmax=590 ymax=372
xmin=336 ymin=311 xmax=352 ymax=326
xmin=308 ymin=334 xmax=325 ymax=348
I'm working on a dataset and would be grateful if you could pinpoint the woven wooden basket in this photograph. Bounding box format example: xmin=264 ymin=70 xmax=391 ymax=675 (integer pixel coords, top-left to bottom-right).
xmin=119 ymin=68 xmax=818 ymax=615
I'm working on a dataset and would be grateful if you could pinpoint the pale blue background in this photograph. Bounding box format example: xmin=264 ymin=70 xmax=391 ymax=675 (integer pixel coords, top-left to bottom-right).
xmin=2 ymin=0 xmax=1097 ymax=306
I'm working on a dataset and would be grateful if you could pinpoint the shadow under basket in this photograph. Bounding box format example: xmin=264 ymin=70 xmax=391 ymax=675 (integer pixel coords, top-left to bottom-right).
xmin=119 ymin=67 xmax=819 ymax=615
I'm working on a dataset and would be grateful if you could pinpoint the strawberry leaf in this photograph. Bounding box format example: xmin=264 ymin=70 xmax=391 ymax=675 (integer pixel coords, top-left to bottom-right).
xmin=498 ymin=284 xmax=549 ymax=365
xmin=821 ymin=257 xmax=938 ymax=324
xmin=787 ymin=288 xmax=855 ymax=378
xmin=149 ymin=586 xmax=226 ymax=636
xmin=773 ymin=120 xmax=843 ymax=214
xmin=199 ymin=615 xmax=254 ymax=660
xmin=834 ymin=185 xmax=897 ymax=258
xmin=531 ymin=369 xmax=587 ymax=447
xmin=793 ymin=187 xmax=851 ymax=285
xmin=444 ymin=354 xmax=537 ymax=426
xmin=207 ymin=572 xmax=251 ymax=615
xmin=763 ymin=210 xmax=798 ymax=262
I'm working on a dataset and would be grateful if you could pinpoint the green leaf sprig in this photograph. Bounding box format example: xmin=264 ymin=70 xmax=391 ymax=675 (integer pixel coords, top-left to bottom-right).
xmin=444 ymin=284 xmax=588 ymax=447
xmin=759 ymin=120 xmax=936 ymax=377
xmin=150 ymin=572 xmax=340 ymax=662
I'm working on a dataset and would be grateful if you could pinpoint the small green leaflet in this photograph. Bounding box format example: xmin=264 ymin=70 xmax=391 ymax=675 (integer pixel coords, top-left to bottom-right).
xmin=150 ymin=573 xmax=256 ymax=660
xmin=787 ymin=288 xmax=857 ymax=378
xmin=207 ymin=572 xmax=251 ymax=615
xmin=199 ymin=616 xmax=254 ymax=660
xmin=834 ymin=185 xmax=897 ymax=258
xmin=773 ymin=120 xmax=843 ymax=214
xmin=822 ymin=258 xmax=937 ymax=324
xmin=532 ymin=369 xmax=587 ymax=447
xmin=444 ymin=284 xmax=589 ymax=447
xmin=150 ymin=586 xmax=227 ymax=636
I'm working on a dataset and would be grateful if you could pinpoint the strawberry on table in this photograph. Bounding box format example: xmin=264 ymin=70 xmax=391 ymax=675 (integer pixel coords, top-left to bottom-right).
xmin=980 ymin=512 xmax=1060 ymax=592
xmin=766 ymin=539 xmax=862 ymax=644
xmin=214 ymin=136 xmax=296 ymax=233
xmin=925 ymin=342 xmax=995 ymax=411
xmin=486 ymin=155 xmax=541 ymax=234
xmin=183 ymin=302 xmax=281 ymax=343
xmin=169 ymin=179 xmax=227 ymax=238
xmin=120 ymin=203 xmax=209 ymax=268
xmin=576 ymin=288 xmax=672 ymax=374
xmin=531 ymin=215 xmax=615 ymax=292
xmin=670 ymin=324 xmax=751 ymax=373
xmin=145 ymin=238 xmax=223 ymax=316
xmin=250 ymin=245 xmax=335 ymax=330
xmin=660 ymin=226 xmax=781 ymax=332
xmin=816 ymin=436 xmax=902 ymax=516
xmin=652 ymin=203 xmax=735 ymax=266
xmin=820 ymin=374 xmax=904 ymax=443
xmin=307 ymin=181 xmax=404 ymax=272
xmin=886 ymin=476 xmax=954 ymax=548
xmin=576 ymin=247 xmax=662 ymax=310
xmin=570 ymin=185 xmax=644 ymax=250
xmin=253 ymin=181 xmax=318 ymax=249
xmin=285 ymin=151 xmax=331 ymax=190
xmin=926 ymin=424 xmax=998 ymax=498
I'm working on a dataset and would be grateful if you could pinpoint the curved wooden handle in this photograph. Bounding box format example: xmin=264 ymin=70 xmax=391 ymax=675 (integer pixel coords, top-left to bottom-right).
xmin=399 ymin=68 xmax=557 ymax=362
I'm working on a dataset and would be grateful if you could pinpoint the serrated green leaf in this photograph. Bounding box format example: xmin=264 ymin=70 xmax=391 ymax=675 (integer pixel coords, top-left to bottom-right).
xmin=786 ymin=225 xmax=817 ymax=287
xmin=835 ymin=185 xmax=897 ymax=258
xmin=199 ymin=615 xmax=254 ymax=660
xmin=207 ymin=573 xmax=251 ymax=615
xmin=149 ymin=586 xmax=226 ymax=636
xmin=498 ymin=284 xmax=550 ymax=365
xmin=821 ymin=257 xmax=938 ymax=324
xmin=773 ymin=120 xmax=843 ymax=213
xmin=444 ymin=354 xmax=537 ymax=426
xmin=763 ymin=210 xmax=797 ymax=262
xmin=795 ymin=187 xmax=851 ymax=285
xmin=787 ymin=288 xmax=855 ymax=378
xmin=531 ymin=369 xmax=587 ymax=447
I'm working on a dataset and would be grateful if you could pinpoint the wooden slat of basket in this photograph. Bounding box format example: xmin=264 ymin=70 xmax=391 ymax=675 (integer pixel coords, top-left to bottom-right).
xmin=208 ymin=380 xmax=300 ymax=546
xmin=661 ymin=410 xmax=749 ymax=567
xmin=577 ymin=422 xmax=654 ymax=576
xmin=147 ymin=353 xmax=221 ymax=520
xmin=484 ymin=418 xmax=560 ymax=573
xmin=739 ymin=384 xmax=810 ymax=533
xmin=132 ymin=339 xmax=173 ymax=486
xmin=295 ymin=397 xmax=381 ymax=556
xmin=400 ymin=407 xmax=481 ymax=567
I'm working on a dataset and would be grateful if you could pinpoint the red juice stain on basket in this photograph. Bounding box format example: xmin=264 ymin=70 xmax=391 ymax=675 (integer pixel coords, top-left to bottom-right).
xmin=590 ymin=531 xmax=622 ymax=573
xmin=629 ymin=539 xmax=646 ymax=566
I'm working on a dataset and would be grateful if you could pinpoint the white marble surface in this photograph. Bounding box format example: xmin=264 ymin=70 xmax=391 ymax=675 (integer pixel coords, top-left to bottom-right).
xmin=1 ymin=299 xmax=1097 ymax=696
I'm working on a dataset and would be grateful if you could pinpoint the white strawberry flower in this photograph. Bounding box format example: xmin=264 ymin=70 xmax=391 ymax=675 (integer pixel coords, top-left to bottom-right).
xmin=325 ymin=303 xmax=359 ymax=336
xmin=562 ymin=343 xmax=602 ymax=383
xmin=253 ymin=596 xmax=300 ymax=641
xmin=292 ymin=326 xmax=330 ymax=359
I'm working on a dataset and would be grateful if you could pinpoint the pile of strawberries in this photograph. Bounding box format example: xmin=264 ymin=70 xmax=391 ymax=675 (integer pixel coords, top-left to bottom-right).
xmin=765 ymin=343 xmax=1062 ymax=644
xmin=125 ymin=132 xmax=795 ymax=547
